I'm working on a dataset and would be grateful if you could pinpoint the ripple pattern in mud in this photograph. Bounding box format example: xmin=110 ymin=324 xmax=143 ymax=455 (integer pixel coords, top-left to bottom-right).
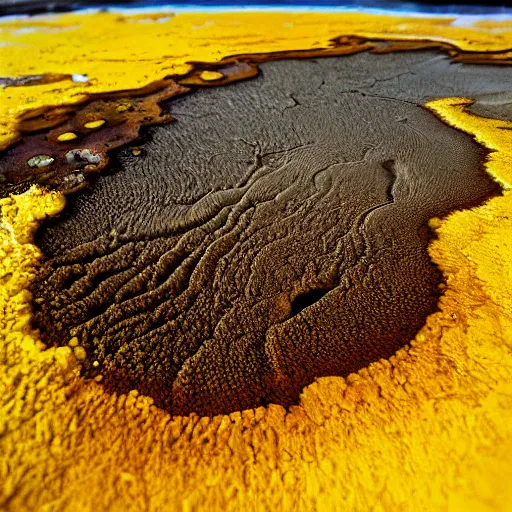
xmin=33 ymin=51 xmax=510 ymax=415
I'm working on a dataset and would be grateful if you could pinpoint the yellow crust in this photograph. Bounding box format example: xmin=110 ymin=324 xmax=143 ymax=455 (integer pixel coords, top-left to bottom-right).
xmin=1 ymin=10 xmax=512 ymax=150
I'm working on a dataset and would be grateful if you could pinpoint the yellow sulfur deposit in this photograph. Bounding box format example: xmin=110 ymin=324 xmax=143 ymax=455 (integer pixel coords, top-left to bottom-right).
xmin=83 ymin=119 xmax=106 ymax=129
xmin=426 ymin=97 xmax=512 ymax=323
xmin=0 ymin=187 xmax=72 ymax=440
xmin=428 ymin=97 xmax=512 ymax=191
xmin=199 ymin=70 xmax=225 ymax=81
xmin=1 ymin=10 xmax=512 ymax=150
xmin=56 ymin=131 xmax=78 ymax=142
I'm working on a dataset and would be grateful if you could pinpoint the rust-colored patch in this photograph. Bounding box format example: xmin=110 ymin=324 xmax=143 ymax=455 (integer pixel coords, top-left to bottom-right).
xmin=0 ymin=63 xmax=259 ymax=195
xmin=0 ymin=80 xmax=189 ymax=194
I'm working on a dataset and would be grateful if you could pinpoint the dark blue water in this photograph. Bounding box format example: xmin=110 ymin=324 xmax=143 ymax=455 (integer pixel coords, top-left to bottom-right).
xmin=83 ymin=0 xmax=512 ymax=11
xmin=1 ymin=0 xmax=511 ymax=17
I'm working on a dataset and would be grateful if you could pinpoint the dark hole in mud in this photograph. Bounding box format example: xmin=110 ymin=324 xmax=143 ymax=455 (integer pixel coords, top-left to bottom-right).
xmin=290 ymin=289 xmax=331 ymax=317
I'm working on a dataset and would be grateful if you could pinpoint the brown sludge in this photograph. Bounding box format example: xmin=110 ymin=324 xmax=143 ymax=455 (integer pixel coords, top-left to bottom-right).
xmin=31 ymin=50 xmax=512 ymax=416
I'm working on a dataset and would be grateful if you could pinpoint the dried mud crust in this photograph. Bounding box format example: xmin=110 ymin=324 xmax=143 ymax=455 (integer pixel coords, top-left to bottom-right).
xmin=33 ymin=51 xmax=507 ymax=415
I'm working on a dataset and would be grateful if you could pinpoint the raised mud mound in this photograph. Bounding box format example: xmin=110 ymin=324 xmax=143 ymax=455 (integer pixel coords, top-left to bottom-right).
xmin=33 ymin=51 xmax=507 ymax=415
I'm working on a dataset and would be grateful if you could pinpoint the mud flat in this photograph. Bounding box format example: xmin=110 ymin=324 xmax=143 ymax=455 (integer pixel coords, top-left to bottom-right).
xmin=32 ymin=50 xmax=511 ymax=415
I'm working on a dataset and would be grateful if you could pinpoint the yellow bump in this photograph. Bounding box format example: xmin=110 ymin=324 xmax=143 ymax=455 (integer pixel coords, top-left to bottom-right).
xmin=73 ymin=346 xmax=86 ymax=361
xmin=54 ymin=346 xmax=74 ymax=371
xmin=68 ymin=337 xmax=79 ymax=347
xmin=57 ymin=132 xmax=78 ymax=142
xmin=84 ymin=119 xmax=106 ymax=129
xmin=120 ymin=472 xmax=136 ymax=483
xmin=428 ymin=217 xmax=443 ymax=229
xmin=93 ymin=360 xmax=99 ymax=367
xmin=200 ymin=70 xmax=224 ymax=81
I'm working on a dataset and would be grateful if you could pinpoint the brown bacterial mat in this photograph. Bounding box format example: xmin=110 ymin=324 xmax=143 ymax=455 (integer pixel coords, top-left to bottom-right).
xmin=8 ymin=47 xmax=510 ymax=415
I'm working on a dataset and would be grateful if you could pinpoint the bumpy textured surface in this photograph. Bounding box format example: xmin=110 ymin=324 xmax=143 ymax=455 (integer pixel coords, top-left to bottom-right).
xmin=32 ymin=51 xmax=508 ymax=415
xmin=2 ymin=99 xmax=512 ymax=508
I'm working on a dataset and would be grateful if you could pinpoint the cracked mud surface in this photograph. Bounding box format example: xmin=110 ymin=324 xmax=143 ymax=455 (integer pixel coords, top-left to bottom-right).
xmin=32 ymin=51 xmax=509 ymax=415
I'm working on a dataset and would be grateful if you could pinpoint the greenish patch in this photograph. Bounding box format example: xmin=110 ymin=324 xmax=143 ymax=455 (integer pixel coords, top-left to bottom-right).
xmin=27 ymin=155 xmax=54 ymax=168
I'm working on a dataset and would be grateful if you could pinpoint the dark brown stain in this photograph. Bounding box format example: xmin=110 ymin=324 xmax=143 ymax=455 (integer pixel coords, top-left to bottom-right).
xmin=29 ymin=50 xmax=509 ymax=416
xmin=0 ymin=73 xmax=73 ymax=87
xmin=1 ymin=36 xmax=511 ymax=196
